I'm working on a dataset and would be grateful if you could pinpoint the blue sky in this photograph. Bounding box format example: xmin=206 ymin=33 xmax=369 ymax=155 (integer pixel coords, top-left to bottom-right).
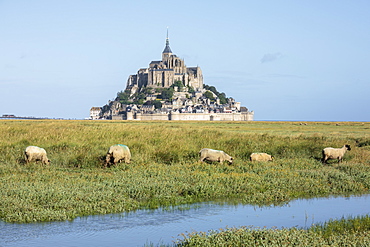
xmin=1 ymin=0 xmax=369 ymax=121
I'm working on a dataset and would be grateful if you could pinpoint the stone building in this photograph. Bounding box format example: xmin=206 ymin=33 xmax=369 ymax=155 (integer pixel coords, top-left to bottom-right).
xmin=126 ymin=33 xmax=203 ymax=93
xmin=92 ymin=31 xmax=254 ymax=121
xmin=89 ymin=107 xmax=101 ymax=120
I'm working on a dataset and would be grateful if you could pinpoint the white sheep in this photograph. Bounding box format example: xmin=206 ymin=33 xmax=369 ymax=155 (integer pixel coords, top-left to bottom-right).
xmin=322 ymin=144 xmax=351 ymax=164
xmin=250 ymin=153 xmax=274 ymax=162
xmin=25 ymin=146 xmax=51 ymax=165
xmin=105 ymin=144 xmax=131 ymax=167
xmin=199 ymin=148 xmax=233 ymax=164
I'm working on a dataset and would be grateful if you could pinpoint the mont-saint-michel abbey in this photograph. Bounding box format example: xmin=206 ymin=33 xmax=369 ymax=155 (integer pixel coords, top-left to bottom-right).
xmin=90 ymin=33 xmax=254 ymax=121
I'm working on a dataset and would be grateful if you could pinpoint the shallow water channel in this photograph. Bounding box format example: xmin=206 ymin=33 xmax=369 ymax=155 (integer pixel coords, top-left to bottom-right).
xmin=1 ymin=194 xmax=369 ymax=247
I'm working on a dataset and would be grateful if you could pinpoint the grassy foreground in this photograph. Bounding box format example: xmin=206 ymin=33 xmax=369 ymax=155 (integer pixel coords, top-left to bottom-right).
xmin=0 ymin=120 xmax=369 ymax=223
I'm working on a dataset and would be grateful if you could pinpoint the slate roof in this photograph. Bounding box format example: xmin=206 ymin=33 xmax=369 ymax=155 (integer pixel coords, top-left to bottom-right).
xmin=163 ymin=38 xmax=172 ymax=53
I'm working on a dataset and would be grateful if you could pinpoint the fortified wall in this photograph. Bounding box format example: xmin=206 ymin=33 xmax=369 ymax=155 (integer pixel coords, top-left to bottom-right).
xmin=112 ymin=111 xmax=254 ymax=121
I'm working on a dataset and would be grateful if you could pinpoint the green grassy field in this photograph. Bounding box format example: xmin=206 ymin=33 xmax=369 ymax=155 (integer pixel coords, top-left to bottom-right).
xmin=0 ymin=120 xmax=369 ymax=224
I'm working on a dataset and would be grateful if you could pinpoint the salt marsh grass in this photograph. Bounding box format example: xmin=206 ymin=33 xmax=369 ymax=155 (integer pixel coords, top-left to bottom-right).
xmin=169 ymin=215 xmax=370 ymax=246
xmin=0 ymin=120 xmax=369 ymax=223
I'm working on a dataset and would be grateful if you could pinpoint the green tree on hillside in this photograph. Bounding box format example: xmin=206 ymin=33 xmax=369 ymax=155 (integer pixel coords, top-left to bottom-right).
xmin=171 ymin=81 xmax=184 ymax=92
xmin=141 ymin=87 xmax=153 ymax=94
xmin=160 ymin=88 xmax=174 ymax=100
xmin=187 ymin=86 xmax=195 ymax=94
xmin=116 ymin=90 xmax=132 ymax=104
xmin=204 ymin=91 xmax=215 ymax=100
xmin=204 ymin=84 xmax=228 ymax=104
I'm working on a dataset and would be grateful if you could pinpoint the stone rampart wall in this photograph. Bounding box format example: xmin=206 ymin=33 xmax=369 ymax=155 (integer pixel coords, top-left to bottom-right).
xmin=137 ymin=113 xmax=169 ymax=121
xmin=133 ymin=112 xmax=254 ymax=121
xmin=111 ymin=112 xmax=254 ymax=121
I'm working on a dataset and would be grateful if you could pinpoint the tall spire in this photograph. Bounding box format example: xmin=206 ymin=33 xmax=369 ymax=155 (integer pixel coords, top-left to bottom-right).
xmin=163 ymin=27 xmax=172 ymax=54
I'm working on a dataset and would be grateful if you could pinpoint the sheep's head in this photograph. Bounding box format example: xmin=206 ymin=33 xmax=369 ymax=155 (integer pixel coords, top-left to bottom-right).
xmin=227 ymin=156 xmax=234 ymax=164
xmin=345 ymin=144 xmax=351 ymax=151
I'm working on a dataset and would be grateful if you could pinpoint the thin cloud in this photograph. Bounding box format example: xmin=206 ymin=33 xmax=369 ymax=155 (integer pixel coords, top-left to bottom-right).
xmin=4 ymin=64 xmax=17 ymax=69
xmin=260 ymin=52 xmax=283 ymax=63
xmin=265 ymin=73 xmax=306 ymax=79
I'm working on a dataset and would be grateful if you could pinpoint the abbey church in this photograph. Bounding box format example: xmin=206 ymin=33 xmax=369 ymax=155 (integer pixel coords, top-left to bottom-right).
xmin=90 ymin=32 xmax=254 ymax=121
xmin=126 ymin=33 xmax=203 ymax=93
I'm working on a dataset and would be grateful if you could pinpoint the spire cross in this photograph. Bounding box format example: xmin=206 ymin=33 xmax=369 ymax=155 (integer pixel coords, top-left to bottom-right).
xmin=166 ymin=27 xmax=170 ymax=45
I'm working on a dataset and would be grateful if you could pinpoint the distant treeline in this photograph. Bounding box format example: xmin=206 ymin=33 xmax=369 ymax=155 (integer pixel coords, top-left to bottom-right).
xmin=1 ymin=115 xmax=63 ymax=120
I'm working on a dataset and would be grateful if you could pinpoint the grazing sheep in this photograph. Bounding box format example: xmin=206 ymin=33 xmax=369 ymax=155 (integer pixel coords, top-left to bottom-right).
xmin=105 ymin=144 xmax=131 ymax=167
xmin=250 ymin=152 xmax=274 ymax=162
xmin=199 ymin=148 xmax=233 ymax=164
xmin=322 ymin=144 xmax=351 ymax=164
xmin=25 ymin=146 xmax=50 ymax=165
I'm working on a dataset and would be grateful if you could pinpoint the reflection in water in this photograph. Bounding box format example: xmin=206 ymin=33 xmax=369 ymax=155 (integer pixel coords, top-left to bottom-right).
xmin=1 ymin=195 xmax=369 ymax=247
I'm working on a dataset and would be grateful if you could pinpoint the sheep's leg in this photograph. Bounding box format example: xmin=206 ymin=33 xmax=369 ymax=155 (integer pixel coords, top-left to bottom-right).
xmin=321 ymin=151 xmax=326 ymax=164
xmin=26 ymin=154 xmax=32 ymax=164
xmin=322 ymin=156 xmax=328 ymax=164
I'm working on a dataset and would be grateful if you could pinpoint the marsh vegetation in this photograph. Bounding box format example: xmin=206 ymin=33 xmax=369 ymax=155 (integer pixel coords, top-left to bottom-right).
xmin=0 ymin=120 xmax=369 ymax=245
xmin=170 ymin=215 xmax=370 ymax=246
